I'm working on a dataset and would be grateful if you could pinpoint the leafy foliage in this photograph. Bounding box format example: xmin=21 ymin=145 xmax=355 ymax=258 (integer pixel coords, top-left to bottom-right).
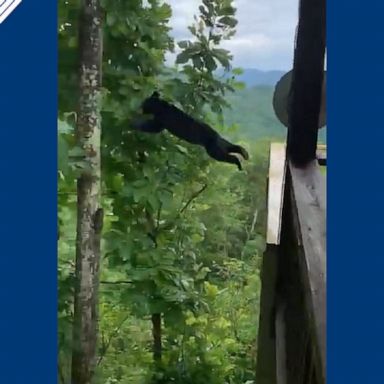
xmin=58 ymin=1 xmax=269 ymax=383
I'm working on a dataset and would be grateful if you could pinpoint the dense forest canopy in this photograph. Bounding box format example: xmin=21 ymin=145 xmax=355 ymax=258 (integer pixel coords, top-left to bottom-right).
xmin=57 ymin=1 xmax=313 ymax=383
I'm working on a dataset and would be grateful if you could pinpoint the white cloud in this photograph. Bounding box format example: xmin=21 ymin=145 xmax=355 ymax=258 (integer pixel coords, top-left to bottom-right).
xmin=165 ymin=0 xmax=299 ymax=70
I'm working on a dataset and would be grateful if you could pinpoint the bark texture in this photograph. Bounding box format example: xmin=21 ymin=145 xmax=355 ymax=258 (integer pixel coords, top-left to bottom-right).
xmin=71 ymin=1 xmax=103 ymax=383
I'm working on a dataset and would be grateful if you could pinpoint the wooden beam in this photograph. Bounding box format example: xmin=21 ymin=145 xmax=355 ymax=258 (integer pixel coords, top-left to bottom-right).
xmin=288 ymin=160 xmax=326 ymax=383
xmin=255 ymin=245 xmax=278 ymax=384
xmin=256 ymin=143 xmax=287 ymax=384
xmin=275 ymin=302 xmax=287 ymax=384
xmin=266 ymin=143 xmax=287 ymax=245
xmin=287 ymin=0 xmax=326 ymax=166
xmin=278 ymin=188 xmax=311 ymax=384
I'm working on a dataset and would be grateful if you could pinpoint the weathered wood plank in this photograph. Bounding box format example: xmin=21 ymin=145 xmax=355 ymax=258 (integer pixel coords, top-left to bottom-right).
xmin=275 ymin=302 xmax=287 ymax=384
xmin=279 ymin=186 xmax=311 ymax=384
xmin=257 ymin=143 xmax=287 ymax=383
xmin=288 ymin=159 xmax=326 ymax=384
xmin=266 ymin=143 xmax=287 ymax=245
xmin=255 ymin=245 xmax=278 ymax=384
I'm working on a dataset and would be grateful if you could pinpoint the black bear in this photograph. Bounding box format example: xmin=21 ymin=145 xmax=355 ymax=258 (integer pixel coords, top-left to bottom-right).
xmin=133 ymin=92 xmax=249 ymax=170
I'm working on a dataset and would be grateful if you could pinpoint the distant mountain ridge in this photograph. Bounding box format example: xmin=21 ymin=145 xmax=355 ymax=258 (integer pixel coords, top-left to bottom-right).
xmin=216 ymin=68 xmax=286 ymax=87
xmin=165 ymin=67 xmax=286 ymax=87
xmin=222 ymin=75 xmax=327 ymax=144
xmin=234 ymin=69 xmax=286 ymax=87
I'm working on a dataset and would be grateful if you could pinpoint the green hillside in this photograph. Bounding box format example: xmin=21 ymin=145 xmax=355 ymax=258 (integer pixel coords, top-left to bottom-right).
xmin=224 ymin=85 xmax=327 ymax=143
xmin=219 ymin=68 xmax=285 ymax=87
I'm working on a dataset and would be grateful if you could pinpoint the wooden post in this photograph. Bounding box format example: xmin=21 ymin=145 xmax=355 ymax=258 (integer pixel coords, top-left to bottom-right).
xmin=275 ymin=302 xmax=287 ymax=384
xmin=256 ymin=143 xmax=287 ymax=384
xmin=257 ymin=145 xmax=326 ymax=384
xmin=287 ymin=160 xmax=326 ymax=383
xmin=287 ymin=0 xmax=326 ymax=166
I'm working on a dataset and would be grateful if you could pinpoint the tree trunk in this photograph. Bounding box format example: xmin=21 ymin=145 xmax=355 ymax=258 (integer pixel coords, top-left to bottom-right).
xmin=71 ymin=1 xmax=103 ymax=383
xmin=151 ymin=313 xmax=162 ymax=363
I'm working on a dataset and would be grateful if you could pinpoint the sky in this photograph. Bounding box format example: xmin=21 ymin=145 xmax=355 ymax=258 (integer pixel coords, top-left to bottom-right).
xmin=165 ymin=0 xmax=299 ymax=71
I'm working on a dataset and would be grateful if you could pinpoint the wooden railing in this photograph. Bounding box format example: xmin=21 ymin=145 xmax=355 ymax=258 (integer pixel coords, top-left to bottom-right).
xmin=256 ymin=143 xmax=326 ymax=384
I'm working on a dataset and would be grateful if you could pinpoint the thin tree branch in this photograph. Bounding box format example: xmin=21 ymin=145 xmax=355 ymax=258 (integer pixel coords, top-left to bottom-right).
xmin=249 ymin=209 xmax=258 ymax=235
xmin=241 ymin=208 xmax=258 ymax=259
xmin=180 ymin=184 xmax=208 ymax=214
xmin=145 ymin=209 xmax=158 ymax=247
xmin=100 ymin=280 xmax=133 ymax=285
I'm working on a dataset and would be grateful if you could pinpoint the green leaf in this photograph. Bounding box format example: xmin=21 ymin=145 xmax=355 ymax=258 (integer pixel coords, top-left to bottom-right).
xmin=158 ymin=189 xmax=173 ymax=209
xmin=196 ymin=266 xmax=210 ymax=280
xmin=178 ymin=40 xmax=190 ymax=49
xmin=232 ymin=67 xmax=244 ymax=75
xmin=176 ymin=51 xmax=191 ymax=64
xmin=204 ymin=55 xmax=217 ymax=72
xmin=106 ymin=13 xmax=116 ymax=26
xmin=192 ymin=55 xmax=203 ymax=69
xmin=219 ymin=6 xmax=236 ymax=16
xmin=148 ymin=194 xmax=160 ymax=211
xmin=58 ymin=135 xmax=69 ymax=174
xmin=218 ymin=16 xmax=238 ymax=28
xmin=175 ymin=144 xmax=188 ymax=154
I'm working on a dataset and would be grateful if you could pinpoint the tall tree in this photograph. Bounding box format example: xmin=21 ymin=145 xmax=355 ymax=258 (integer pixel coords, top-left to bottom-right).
xmin=71 ymin=1 xmax=103 ymax=383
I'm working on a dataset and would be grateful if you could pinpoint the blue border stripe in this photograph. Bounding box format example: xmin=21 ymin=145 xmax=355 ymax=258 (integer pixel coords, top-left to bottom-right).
xmin=0 ymin=1 xmax=57 ymax=382
xmin=328 ymin=1 xmax=384 ymax=383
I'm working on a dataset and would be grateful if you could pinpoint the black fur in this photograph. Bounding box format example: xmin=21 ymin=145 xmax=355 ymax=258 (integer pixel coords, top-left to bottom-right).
xmin=133 ymin=92 xmax=249 ymax=170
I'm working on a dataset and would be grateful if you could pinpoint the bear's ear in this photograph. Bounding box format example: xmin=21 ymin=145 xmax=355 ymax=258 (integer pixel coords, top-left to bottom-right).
xmin=151 ymin=91 xmax=160 ymax=99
